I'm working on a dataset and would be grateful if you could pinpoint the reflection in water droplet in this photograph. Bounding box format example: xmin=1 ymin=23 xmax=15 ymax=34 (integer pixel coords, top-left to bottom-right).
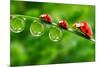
xmin=49 ymin=26 xmax=63 ymax=42
xmin=30 ymin=20 xmax=44 ymax=37
xmin=10 ymin=17 xmax=25 ymax=33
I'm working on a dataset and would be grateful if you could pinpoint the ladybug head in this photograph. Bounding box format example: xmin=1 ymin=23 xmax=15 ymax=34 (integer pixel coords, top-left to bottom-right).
xmin=72 ymin=22 xmax=81 ymax=28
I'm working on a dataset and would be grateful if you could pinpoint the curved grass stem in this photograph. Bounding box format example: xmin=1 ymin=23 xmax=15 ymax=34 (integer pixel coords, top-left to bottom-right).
xmin=11 ymin=14 xmax=95 ymax=42
xmin=68 ymin=28 xmax=95 ymax=42
xmin=11 ymin=14 xmax=39 ymax=20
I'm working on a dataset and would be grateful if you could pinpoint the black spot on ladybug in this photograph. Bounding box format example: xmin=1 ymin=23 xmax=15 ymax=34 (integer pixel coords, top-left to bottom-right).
xmin=82 ymin=26 xmax=85 ymax=29
xmin=85 ymin=30 xmax=88 ymax=33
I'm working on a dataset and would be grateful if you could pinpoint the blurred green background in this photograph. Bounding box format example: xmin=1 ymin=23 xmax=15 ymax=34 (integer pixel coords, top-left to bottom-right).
xmin=10 ymin=1 xmax=95 ymax=66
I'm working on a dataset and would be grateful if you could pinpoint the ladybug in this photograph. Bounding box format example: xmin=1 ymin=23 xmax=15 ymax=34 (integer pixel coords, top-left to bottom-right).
xmin=40 ymin=14 xmax=52 ymax=23
xmin=72 ymin=22 xmax=81 ymax=28
xmin=73 ymin=21 xmax=93 ymax=38
xmin=59 ymin=20 xmax=68 ymax=29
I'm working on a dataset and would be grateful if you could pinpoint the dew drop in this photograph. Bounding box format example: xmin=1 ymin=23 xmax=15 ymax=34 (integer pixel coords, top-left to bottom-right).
xmin=49 ymin=26 xmax=63 ymax=42
xmin=30 ymin=20 xmax=44 ymax=37
xmin=10 ymin=17 xmax=25 ymax=33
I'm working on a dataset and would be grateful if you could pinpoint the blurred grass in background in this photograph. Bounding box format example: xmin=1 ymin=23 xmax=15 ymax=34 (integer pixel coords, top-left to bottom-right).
xmin=10 ymin=1 xmax=95 ymax=66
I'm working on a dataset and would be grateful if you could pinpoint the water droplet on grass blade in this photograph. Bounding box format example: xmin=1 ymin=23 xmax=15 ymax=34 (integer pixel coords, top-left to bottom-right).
xmin=49 ymin=26 xmax=63 ymax=42
xmin=30 ymin=20 xmax=44 ymax=37
xmin=10 ymin=17 xmax=25 ymax=33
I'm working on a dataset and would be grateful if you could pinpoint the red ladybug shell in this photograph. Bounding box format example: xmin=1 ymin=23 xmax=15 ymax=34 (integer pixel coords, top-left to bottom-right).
xmin=40 ymin=14 xmax=52 ymax=23
xmin=79 ymin=21 xmax=93 ymax=38
xmin=59 ymin=20 xmax=68 ymax=29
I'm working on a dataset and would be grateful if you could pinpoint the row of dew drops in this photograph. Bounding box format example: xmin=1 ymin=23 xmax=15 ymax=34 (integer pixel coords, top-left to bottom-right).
xmin=10 ymin=15 xmax=63 ymax=42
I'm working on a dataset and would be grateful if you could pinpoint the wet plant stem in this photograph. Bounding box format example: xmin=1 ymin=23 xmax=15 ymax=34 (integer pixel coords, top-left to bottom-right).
xmin=11 ymin=14 xmax=95 ymax=42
